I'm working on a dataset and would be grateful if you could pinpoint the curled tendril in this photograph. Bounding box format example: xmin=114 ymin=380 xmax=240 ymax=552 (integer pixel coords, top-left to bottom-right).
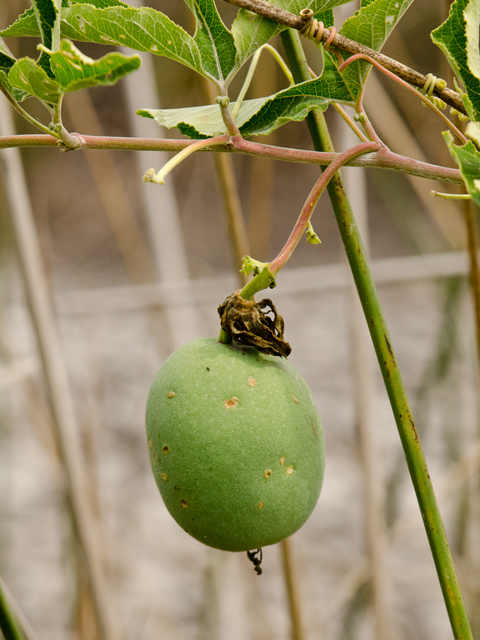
xmin=420 ymin=73 xmax=447 ymax=110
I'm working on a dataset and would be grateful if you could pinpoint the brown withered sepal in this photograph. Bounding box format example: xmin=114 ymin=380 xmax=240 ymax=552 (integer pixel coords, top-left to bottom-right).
xmin=218 ymin=292 xmax=291 ymax=358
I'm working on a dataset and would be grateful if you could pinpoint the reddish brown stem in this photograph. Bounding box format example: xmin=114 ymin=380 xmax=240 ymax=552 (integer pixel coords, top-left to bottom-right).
xmin=338 ymin=54 xmax=468 ymax=145
xmin=269 ymin=141 xmax=381 ymax=274
xmin=0 ymin=134 xmax=463 ymax=183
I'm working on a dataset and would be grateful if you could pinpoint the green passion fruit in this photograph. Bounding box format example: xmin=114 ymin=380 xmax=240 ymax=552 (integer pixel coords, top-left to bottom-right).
xmin=146 ymin=337 xmax=325 ymax=552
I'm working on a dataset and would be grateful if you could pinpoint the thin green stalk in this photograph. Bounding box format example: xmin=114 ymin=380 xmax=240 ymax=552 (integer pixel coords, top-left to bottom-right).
xmin=280 ymin=27 xmax=473 ymax=640
xmin=0 ymin=581 xmax=26 ymax=640
xmin=231 ymin=44 xmax=293 ymax=121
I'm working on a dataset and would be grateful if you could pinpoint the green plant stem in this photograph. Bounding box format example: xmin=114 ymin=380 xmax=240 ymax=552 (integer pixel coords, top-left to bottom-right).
xmin=0 ymin=85 xmax=59 ymax=139
xmin=0 ymin=581 xmax=26 ymax=640
xmin=280 ymin=27 xmax=473 ymax=640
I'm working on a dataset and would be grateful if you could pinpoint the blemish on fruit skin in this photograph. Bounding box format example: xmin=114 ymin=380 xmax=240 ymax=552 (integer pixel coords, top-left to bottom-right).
xmin=279 ymin=456 xmax=285 ymax=465
xmin=258 ymin=502 xmax=264 ymax=509
xmin=248 ymin=377 xmax=257 ymax=387
xmin=224 ymin=396 xmax=239 ymax=409
xmin=312 ymin=422 xmax=317 ymax=437
xmin=206 ymin=367 xmax=210 ymax=371
xmin=148 ymin=440 xmax=157 ymax=467
xmin=286 ymin=466 xmax=294 ymax=475
xmin=292 ymin=395 xmax=299 ymax=403
xmin=168 ymin=391 xmax=175 ymax=398
xmin=264 ymin=470 xmax=272 ymax=478
xmin=161 ymin=473 xmax=167 ymax=481
xmin=163 ymin=446 xmax=169 ymax=454
xmin=180 ymin=499 xmax=188 ymax=508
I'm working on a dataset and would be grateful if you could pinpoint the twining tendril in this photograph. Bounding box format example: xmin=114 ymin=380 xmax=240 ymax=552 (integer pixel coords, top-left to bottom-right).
xmin=299 ymin=9 xmax=342 ymax=63
xmin=420 ymin=73 xmax=447 ymax=110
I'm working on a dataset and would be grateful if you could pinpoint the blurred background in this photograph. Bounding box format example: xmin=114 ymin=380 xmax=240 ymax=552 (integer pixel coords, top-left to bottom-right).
xmin=1 ymin=0 xmax=480 ymax=639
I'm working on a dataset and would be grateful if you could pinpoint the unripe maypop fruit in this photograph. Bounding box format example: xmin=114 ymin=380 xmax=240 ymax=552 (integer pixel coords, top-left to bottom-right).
xmin=146 ymin=337 xmax=325 ymax=552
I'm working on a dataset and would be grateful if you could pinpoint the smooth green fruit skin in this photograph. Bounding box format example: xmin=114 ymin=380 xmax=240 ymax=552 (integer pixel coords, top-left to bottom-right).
xmin=146 ymin=338 xmax=325 ymax=552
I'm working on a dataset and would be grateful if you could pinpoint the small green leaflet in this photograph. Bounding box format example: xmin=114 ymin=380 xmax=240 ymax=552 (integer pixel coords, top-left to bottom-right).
xmin=232 ymin=1 xmax=350 ymax=69
xmin=444 ymin=130 xmax=480 ymax=206
xmin=431 ymin=0 xmax=480 ymax=121
xmin=340 ymin=0 xmax=415 ymax=94
xmin=184 ymin=0 xmax=237 ymax=82
xmin=8 ymin=41 xmax=140 ymax=105
xmin=138 ymin=59 xmax=353 ymax=138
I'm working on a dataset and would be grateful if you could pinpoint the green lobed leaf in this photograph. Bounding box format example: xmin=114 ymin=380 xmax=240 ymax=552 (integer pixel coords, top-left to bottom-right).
xmin=431 ymin=0 xmax=480 ymax=121
xmin=239 ymin=50 xmax=354 ymax=135
xmin=184 ymin=0 xmax=237 ymax=82
xmin=45 ymin=39 xmax=141 ymax=90
xmin=444 ymin=130 xmax=480 ymax=206
xmin=8 ymin=41 xmax=140 ymax=105
xmin=137 ymin=55 xmax=353 ymax=138
xmin=232 ymin=1 xmax=350 ymax=69
xmin=56 ymin=5 xmax=213 ymax=80
xmin=8 ymin=57 xmax=63 ymax=105
xmin=0 ymin=0 xmax=128 ymax=38
xmin=339 ymin=0 xmax=415 ymax=95
xmin=0 ymin=70 xmax=29 ymax=103
xmin=138 ymin=99 xmax=268 ymax=137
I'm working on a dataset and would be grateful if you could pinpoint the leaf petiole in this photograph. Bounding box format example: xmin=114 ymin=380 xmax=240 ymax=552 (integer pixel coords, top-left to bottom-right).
xmin=231 ymin=44 xmax=294 ymax=122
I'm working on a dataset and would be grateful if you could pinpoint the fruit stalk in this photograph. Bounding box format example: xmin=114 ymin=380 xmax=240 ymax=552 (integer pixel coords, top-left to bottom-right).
xmin=280 ymin=28 xmax=473 ymax=640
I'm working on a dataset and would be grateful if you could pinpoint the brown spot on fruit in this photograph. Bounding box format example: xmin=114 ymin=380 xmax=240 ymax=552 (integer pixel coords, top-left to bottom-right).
xmin=258 ymin=502 xmax=264 ymax=509
xmin=311 ymin=422 xmax=317 ymax=436
xmin=265 ymin=470 xmax=272 ymax=478
xmin=148 ymin=439 xmax=157 ymax=467
xmin=180 ymin=499 xmax=188 ymax=508
xmin=161 ymin=473 xmax=167 ymax=481
xmin=279 ymin=456 xmax=285 ymax=465
xmin=163 ymin=446 xmax=169 ymax=454
xmin=168 ymin=391 xmax=175 ymax=398
xmin=224 ymin=396 xmax=239 ymax=409
xmin=248 ymin=377 xmax=257 ymax=387
xmin=286 ymin=466 xmax=294 ymax=475
xmin=292 ymin=395 xmax=299 ymax=403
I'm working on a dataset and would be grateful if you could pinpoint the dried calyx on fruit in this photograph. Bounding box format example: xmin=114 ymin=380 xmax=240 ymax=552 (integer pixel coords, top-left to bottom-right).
xmin=218 ymin=292 xmax=291 ymax=357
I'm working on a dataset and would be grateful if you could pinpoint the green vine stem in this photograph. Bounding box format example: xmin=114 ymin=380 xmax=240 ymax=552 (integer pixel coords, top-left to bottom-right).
xmin=280 ymin=27 xmax=473 ymax=640
xmin=0 ymin=580 xmax=26 ymax=640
